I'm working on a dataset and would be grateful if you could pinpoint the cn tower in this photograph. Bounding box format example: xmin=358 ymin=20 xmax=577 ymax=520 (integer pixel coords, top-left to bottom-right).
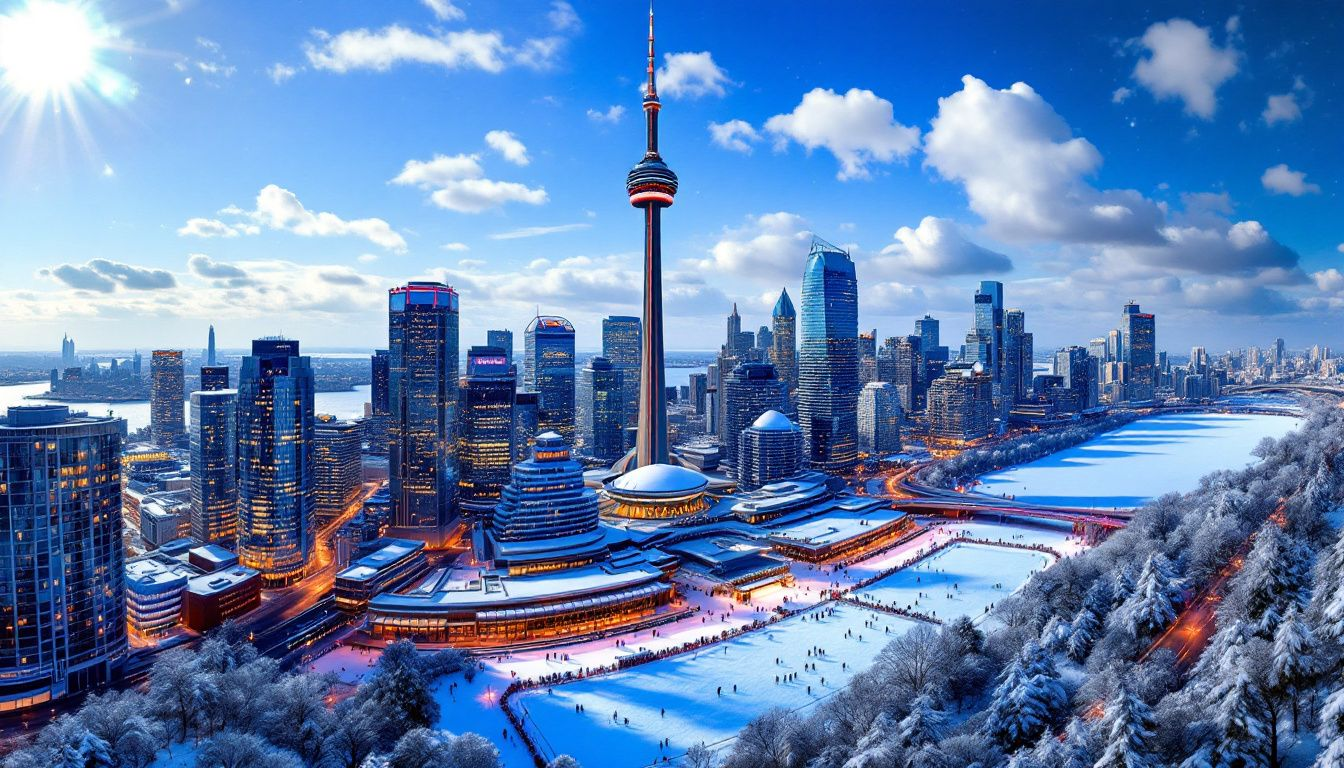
xmin=626 ymin=5 xmax=678 ymax=468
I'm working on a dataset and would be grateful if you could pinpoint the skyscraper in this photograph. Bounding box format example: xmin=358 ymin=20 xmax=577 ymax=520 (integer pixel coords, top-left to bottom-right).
xmin=726 ymin=303 xmax=743 ymax=351
xmin=858 ymin=381 xmax=902 ymax=455
xmin=458 ymin=346 xmax=516 ymax=516
xmin=798 ymin=238 xmax=859 ymax=473
xmin=389 ymin=282 xmax=460 ymax=542
xmin=486 ymin=329 xmax=514 ymax=369
xmin=1054 ymin=346 xmax=1094 ymax=413
xmin=580 ymin=356 xmax=625 ymax=463
xmin=858 ymin=330 xmax=878 ymax=385
xmin=974 ymin=281 xmax=1004 ymax=391
xmin=237 ymin=338 xmax=315 ymax=586
xmin=150 ymin=350 xmax=185 ymax=448
xmin=189 ymin=389 xmax=237 ymax=545
xmin=200 ymin=366 xmax=229 ymax=391
xmin=770 ymin=288 xmax=798 ymax=400
xmin=206 ymin=324 xmax=216 ymax=366
xmin=1003 ymin=309 xmax=1026 ymax=406
xmin=524 ymin=316 xmax=576 ymax=443
xmin=314 ymin=416 xmax=362 ymax=522
xmin=1121 ymin=302 xmax=1156 ymax=402
xmin=915 ymin=315 xmax=945 ymax=361
xmin=625 ymin=6 xmax=678 ymax=468
xmin=721 ymin=362 xmax=788 ymax=469
xmin=881 ymin=335 xmax=922 ymax=413
xmin=756 ymin=325 xmax=773 ymax=352
xmin=602 ymin=315 xmax=641 ymax=430
xmin=0 ymin=406 xmax=126 ymax=711
xmin=927 ymin=364 xmax=994 ymax=443
xmin=61 ymin=333 xmax=76 ymax=368
xmin=513 ymin=392 xmax=540 ymax=464
xmin=366 ymin=349 xmax=391 ymax=455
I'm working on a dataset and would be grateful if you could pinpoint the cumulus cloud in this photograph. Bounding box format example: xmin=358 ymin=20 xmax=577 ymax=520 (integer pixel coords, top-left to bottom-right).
xmin=268 ymin=63 xmax=298 ymax=84
xmin=484 ymin=130 xmax=529 ymax=166
xmin=708 ymin=119 xmax=760 ymax=153
xmin=1131 ymin=18 xmax=1239 ymax=119
xmin=1312 ymin=268 xmax=1344 ymax=294
xmin=586 ymin=105 xmax=624 ymax=123
xmin=689 ymin=212 xmax=812 ymax=284
xmin=187 ymin=254 xmax=252 ymax=285
xmin=41 ymin=259 xmax=177 ymax=293
xmin=764 ymin=87 xmax=920 ymax=180
xmin=1181 ymin=276 xmax=1298 ymax=315
xmin=547 ymin=1 xmax=580 ymax=32
xmin=877 ymin=217 xmax=1013 ymax=276
xmin=1111 ymin=86 xmax=1132 ymax=103
xmin=1261 ymin=163 xmax=1320 ymax=196
xmin=304 ymin=26 xmax=509 ymax=74
xmin=656 ymin=52 xmax=731 ymax=98
xmin=391 ymin=153 xmax=547 ymax=214
xmin=178 ymin=217 xmax=258 ymax=238
xmin=441 ymin=242 xmax=470 ymax=252
xmin=421 ymin=0 xmax=464 ymax=21
xmin=489 ymin=223 xmax=590 ymax=240
xmin=924 ymin=75 xmax=1165 ymax=244
xmin=250 ymin=185 xmax=408 ymax=250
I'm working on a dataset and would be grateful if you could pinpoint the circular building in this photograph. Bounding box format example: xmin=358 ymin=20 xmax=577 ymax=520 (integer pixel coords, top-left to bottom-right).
xmin=603 ymin=462 xmax=710 ymax=520
xmin=737 ymin=409 xmax=804 ymax=490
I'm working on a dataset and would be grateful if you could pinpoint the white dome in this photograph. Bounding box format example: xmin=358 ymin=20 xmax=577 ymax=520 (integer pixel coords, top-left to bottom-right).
xmin=751 ymin=410 xmax=795 ymax=431
xmin=607 ymin=463 xmax=709 ymax=496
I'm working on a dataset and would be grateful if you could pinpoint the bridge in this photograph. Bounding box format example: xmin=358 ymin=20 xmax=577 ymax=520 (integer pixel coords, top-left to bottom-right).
xmin=1222 ymin=382 xmax=1344 ymax=398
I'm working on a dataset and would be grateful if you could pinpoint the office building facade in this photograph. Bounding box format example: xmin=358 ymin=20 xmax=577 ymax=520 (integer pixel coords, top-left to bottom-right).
xmin=797 ymin=239 xmax=860 ymax=473
xmin=721 ymin=362 xmax=788 ymax=469
xmin=1121 ymin=302 xmax=1156 ymax=402
xmin=770 ymin=288 xmax=798 ymax=400
xmin=580 ymin=356 xmax=625 ymax=463
xmin=150 ymin=350 xmax=185 ymax=448
xmin=189 ymin=389 xmax=237 ymax=545
xmin=524 ymin=316 xmax=576 ymax=443
xmin=314 ymin=417 xmax=362 ymax=521
xmin=858 ymin=382 xmax=902 ymax=456
xmin=736 ymin=410 xmax=804 ymax=490
xmin=927 ymin=364 xmax=994 ymax=443
xmin=458 ymin=346 xmax=516 ymax=516
xmin=602 ymin=315 xmax=641 ymax=430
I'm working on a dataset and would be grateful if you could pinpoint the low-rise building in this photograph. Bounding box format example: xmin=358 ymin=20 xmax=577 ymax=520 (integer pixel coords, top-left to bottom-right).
xmin=334 ymin=538 xmax=429 ymax=613
xmin=183 ymin=566 xmax=262 ymax=632
xmin=124 ymin=556 xmax=194 ymax=637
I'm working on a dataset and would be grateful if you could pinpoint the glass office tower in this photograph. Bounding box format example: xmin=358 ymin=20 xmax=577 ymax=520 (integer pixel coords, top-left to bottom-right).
xmin=236 ymin=338 xmax=315 ymax=586
xmin=602 ymin=315 xmax=641 ymax=430
xmin=1121 ymin=302 xmax=1157 ymax=402
xmin=458 ymin=346 xmax=516 ymax=517
xmin=580 ymin=356 xmax=624 ymax=463
xmin=797 ymin=238 xmax=859 ymax=473
xmin=388 ymin=282 xmax=460 ymax=543
xmin=524 ymin=316 xmax=576 ymax=443
xmin=486 ymin=329 xmax=514 ymax=369
xmin=189 ymin=389 xmax=238 ymax=545
xmin=0 ymin=406 xmax=126 ymax=712
xmin=721 ymin=362 xmax=787 ymax=469
xmin=150 ymin=350 xmax=185 ymax=448
xmin=770 ymin=288 xmax=798 ymax=408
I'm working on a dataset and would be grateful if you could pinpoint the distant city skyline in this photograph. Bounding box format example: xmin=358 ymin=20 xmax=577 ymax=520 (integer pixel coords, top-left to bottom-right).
xmin=0 ymin=2 xmax=1339 ymax=354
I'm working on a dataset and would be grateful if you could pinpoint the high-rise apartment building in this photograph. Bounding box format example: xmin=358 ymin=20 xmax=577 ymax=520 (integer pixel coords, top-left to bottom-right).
xmin=927 ymin=364 xmax=994 ymax=443
xmin=858 ymin=330 xmax=878 ymax=385
xmin=973 ymin=281 xmax=1004 ymax=393
xmin=513 ymin=392 xmax=540 ymax=464
xmin=688 ymin=373 xmax=708 ymax=416
xmin=189 ymin=389 xmax=237 ymax=545
xmin=366 ymin=349 xmax=391 ymax=455
xmin=770 ymin=288 xmax=798 ymax=401
xmin=314 ymin=416 xmax=362 ymax=522
xmin=150 ymin=350 xmax=185 ymax=448
xmin=858 ymin=382 xmax=902 ymax=455
xmin=0 ymin=406 xmax=126 ymax=712
xmin=237 ymin=338 xmax=315 ymax=586
xmin=602 ymin=315 xmax=641 ymax=430
xmin=721 ymin=362 xmax=788 ymax=469
xmin=389 ymin=282 xmax=460 ymax=542
xmin=798 ymin=238 xmax=859 ymax=473
xmin=524 ymin=315 xmax=576 ymax=443
xmin=458 ymin=346 xmax=516 ymax=517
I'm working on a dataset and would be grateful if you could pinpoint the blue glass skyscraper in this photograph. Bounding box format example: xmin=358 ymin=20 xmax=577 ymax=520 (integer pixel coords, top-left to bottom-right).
xmin=797 ymin=237 xmax=860 ymax=473
xmin=237 ymin=339 xmax=315 ymax=586
xmin=189 ymin=389 xmax=237 ymax=545
xmin=389 ymin=282 xmax=460 ymax=543
xmin=458 ymin=346 xmax=515 ymax=517
xmin=524 ymin=316 xmax=576 ymax=443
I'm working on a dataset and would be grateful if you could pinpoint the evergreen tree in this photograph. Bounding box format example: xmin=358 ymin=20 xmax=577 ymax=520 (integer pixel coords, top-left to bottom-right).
xmin=984 ymin=643 xmax=1067 ymax=750
xmin=1235 ymin=524 xmax=1313 ymax=639
xmin=1315 ymin=681 xmax=1344 ymax=768
xmin=1205 ymin=645 xmax=1268 ymax=768
xmin=896 ymin=695 xmax=947 ymax=752
xmin=1270 ymin=605 xmax=1320 ymax=732
xmin=1094 ymin=683 xmax=1157 ymax=768
xmin=1118 ymin=554 xmax=1181 ymax=640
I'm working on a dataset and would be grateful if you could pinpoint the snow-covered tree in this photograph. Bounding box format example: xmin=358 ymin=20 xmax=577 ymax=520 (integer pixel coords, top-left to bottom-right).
xmin=1316 ymin=681 xmax=1344 ymax=768
xmin=388 ymin=728 xmax=449 ymax=768
xmin=323 ymin=699 xmax=384 ymax=768
xmin=1270 ymin=605 xmax=1321 ymax=731
xmin=1115 ymin=554 xmax=1181 ymax=640
xmin=725 ymin=708 xmax=799 ymax=768
xmin=983 ymin=643 xmax=1067 ymax=750
xmin=1205 ymin=645 xmax=1268 ymax=768
xmin=842 ymin=713 xmax=899 ymax=768
xmin=195 ymin=730 xmax=303 ymax=768
xmin=356 ymin=641 xmax=441 ymax=744
xmin=895 ymin=695 xmax=947 ymax=752
xmin=685 ymin=743 xmax=717 ymax=768
xmin=546 ymin=757 xmax=582 ymax=768
xmin=1094 ymin=683 xmax=1157 ymax=768
xmin=1231 ymin=523 xmax=1313 ymax=639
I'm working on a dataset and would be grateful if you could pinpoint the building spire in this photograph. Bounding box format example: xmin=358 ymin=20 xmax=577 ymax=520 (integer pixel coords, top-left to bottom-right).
xmin=646 ymin=2 xmax=657 ymax=101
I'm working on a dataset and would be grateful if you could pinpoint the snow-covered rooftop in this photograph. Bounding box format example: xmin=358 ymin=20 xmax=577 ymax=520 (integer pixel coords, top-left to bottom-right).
xmin=751 ymin=410 xmax=797 ymax=431
xmin=606 ymin=463 xmax=708 ymax=496
xmin=370 ymin=559 xmax=666 ymax=611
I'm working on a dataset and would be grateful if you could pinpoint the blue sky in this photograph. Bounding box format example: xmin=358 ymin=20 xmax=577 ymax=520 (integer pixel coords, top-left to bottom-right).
xmin=0 ymin=0 xmax=1339 ymax=354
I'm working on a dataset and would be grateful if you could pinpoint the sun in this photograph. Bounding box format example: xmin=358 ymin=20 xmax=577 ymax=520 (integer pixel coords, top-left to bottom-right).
xmin=0 ymin=1 xmax=106 ymax=100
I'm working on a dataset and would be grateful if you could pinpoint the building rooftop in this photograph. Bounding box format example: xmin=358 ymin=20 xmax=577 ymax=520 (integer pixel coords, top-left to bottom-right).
xmin=125 ymin=556 xmax=195 ymax=593
xmin=187 ymin=566 xmax=260 ymax=596
xmin=751 ymin=410 xmax=797 ymax=431
xmin=371 ymin=559 xmax=665 ymax=612
xmin=336 ymin=538 xmax=425 ymax=583
xmin=766 ymin=501 xmax=906 ymax=550
xmin=607 ymin=463 xmax=708 ymax=496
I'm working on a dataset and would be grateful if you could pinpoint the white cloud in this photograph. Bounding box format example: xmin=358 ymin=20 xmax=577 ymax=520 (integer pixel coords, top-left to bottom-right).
xmin=421 ymin=0 xmax=464 ymax=21
xmin=1338 ymin=243 xmax=1344 ymax=254
xmin=586 ymin=105 xmax=625 ymax=124
xmin=708 ymin=119 xmax=760 ymax=153
xmin=1131 ymin=18 xmax=1239 ymax=119
xmin=1261 ymin=163 xmax=1320 ymax=196
xmin=1262 ymin=78 xmax=1309 ymax=125
xmin=689 ymin=212 xmax=812 ymax=284
xmin=440 ymin=242 xmax=470 ymax=252
xmin=1312 ymin=268 xmax=1344 ymax=294
xmin=268 ymin=63 xmax=298 ymax=84
xmin=1100 ymin=218 xmax=1300 ymax=275
xmin=513 ymin=36 xmax=565 ymax=70
xmin=489 ymin=223 xmax=590 ymax=240
xmin=304 ymin=26 xmax=509 ymax=74
xmin=877 ymin=217 xmax=1013 ymax=276
xmin=656 ymin=52 xmax=731 ymax=99
xmin=177 ymin=217 xmax=258 ymax=238
xmin=390 ymin=153 xmax=547 ymax=213
xmin=484 ymin=130 xmax=529 ymax=166
xmin=548 ymin=1 xmax=580 ymax=32
xmin=1111 ymin=86 xmax=1132 ymax=103
xmin=923 ymin=75 xmax=1165 ymax=244
xmin=41 ymin=259 xmax=177 ymax=293
xmin=187 ymin=254 xmax=254 ymax=286
xmin=764 ymin=87 xmax=920 ymax=180
xmin=101 ymin=163 xmax=115 ymax=177
xmin=357 ymin=253 xmax=379 ymax=263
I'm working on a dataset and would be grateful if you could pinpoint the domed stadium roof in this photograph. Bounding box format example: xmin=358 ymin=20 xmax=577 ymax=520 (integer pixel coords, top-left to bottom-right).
xmin=751 ymin=410 xmax=796 ymax=431
xmin=607 ymin=462 xmax=708 ymax=496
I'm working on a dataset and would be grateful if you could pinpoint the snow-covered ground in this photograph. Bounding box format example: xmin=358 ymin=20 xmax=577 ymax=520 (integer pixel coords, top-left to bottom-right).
xmin=851 ymin=542 xmax=1055 ymax=622
xmin=974 ymin=412 xmax=1301 ymax=508
xmin=512 ymin=602 xmax=913 ymax=768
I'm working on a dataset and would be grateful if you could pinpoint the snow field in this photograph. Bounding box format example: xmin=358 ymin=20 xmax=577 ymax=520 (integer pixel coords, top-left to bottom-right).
xmin=512 ymin=602 xmax=916 ymax=768
xmin=851 ymin=542 xmax=1055 ymax=622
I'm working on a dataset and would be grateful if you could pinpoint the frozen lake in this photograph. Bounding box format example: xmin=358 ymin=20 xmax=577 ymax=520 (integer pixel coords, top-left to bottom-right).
xmin=852 ymin=542 xmax=1053 ymax=621
xmin=973 ymin=411 xmax=1300 ymax=509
